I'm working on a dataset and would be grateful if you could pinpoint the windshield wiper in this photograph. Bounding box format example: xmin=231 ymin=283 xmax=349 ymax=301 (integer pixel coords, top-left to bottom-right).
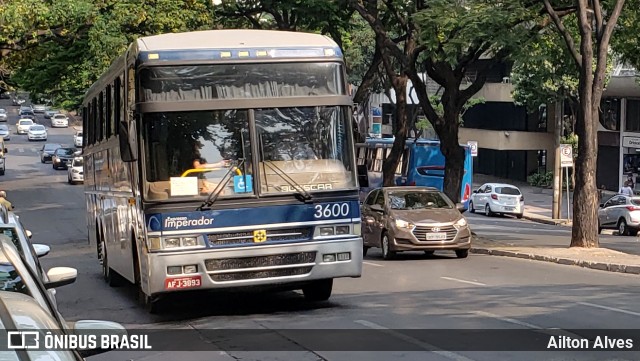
xmin=262 ymin=160 xmax=313 ymax=203
xmin=197 ymin=159 xmax=245 ymax=211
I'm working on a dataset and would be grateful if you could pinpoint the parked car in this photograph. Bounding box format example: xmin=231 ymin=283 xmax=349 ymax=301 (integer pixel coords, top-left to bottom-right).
xmin=16 ymin=119 xmax=34 ymax=134
xmin=0 ymin=238 xmax=126 ymax=359
xmin=51 ymin=113 xmax=69 ymax=127
xmin=598 ymin=195 xmax=640 ymax=236
xmin=0 ymin=108 xmax=7 ymax=122
xmin=52 ymin=147 xmax=76 ymax=169
xmin=27 ymin=124 xmax=48 ymax=141
xmin=32 ymin=104 xmax=47 ymax=113
xmin=68 ymin=157 xmax=84 ymax=184
xmin=0 ymin=206 xmax=52 ymax=288
xmin=74 ymin=130 xmax=83 ymax=147
xmin=40 ymin=143 xmax=62 ymax=163
xmin=361 ymin=186 xmax=471 ymax=259
xmin=0 ymin=124 xmax=10 ymax=140
xmin=469 ymin=183 xmax=524 ymax=218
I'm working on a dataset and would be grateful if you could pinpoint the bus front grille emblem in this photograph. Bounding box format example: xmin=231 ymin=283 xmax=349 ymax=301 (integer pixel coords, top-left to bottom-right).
xmin=253 ymin=230 xmax=267 ymax=243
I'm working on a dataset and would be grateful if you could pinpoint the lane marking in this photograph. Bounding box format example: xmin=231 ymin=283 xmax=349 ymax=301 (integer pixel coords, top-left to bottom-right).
xmin=18 ymin=148 xmax=24 ymax=153
xmin=472 ymin=310 xmax=541 ymax=329
xmin=440 ymin=276 xmax=486 ymax=286
xmin=579 ymin=302 xmax=640 ymax=317
xmin=363 ymin=261 xmax=383 ymax=267
xmin=472 ymin=310 xmax=585 ymax=340
xmin=355 ymin=320 xmax=475 ymax=361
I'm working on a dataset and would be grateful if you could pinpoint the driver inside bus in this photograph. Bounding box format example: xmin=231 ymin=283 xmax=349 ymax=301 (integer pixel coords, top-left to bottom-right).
xmin=189 ymin=143 xmax=231 ymax=194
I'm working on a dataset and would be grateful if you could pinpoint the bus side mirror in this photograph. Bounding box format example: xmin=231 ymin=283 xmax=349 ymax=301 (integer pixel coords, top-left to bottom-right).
xmin=119 ymin=121 xmax=137 ymax=162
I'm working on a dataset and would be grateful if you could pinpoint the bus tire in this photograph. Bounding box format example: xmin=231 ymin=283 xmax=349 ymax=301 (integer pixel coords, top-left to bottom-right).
xmin=139 ymin=290 xmax=164 ymax=314
xmin=99 ymin=239 xmax=124 ymax=287
xmin=363 ymin=245 xmax=370 ymax=257
xmin=302 ymin=279 xmax=333 ymax=302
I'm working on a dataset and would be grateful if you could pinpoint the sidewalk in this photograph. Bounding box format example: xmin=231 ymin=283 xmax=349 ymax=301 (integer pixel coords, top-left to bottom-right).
xmin=473 ymin=174 xmax=617 ymax=227
xmin=471 ymin=234 xmax=640 ymax=275
xmin=471 ymin=173 xmax=639 ymax=275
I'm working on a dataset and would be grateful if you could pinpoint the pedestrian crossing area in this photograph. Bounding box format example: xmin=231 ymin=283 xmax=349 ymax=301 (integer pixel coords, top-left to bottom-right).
xmin=14 ymin=147 xmax=44 ymax=153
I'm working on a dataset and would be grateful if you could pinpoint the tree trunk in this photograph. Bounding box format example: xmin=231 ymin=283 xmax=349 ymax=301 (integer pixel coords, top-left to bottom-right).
xmin=382 ymin=76 xmax=409 ymax=186
xmin=437 ymin=117 xmax=465 ymax=203
xmin=570 ymin=16 xmax=599 ymax=248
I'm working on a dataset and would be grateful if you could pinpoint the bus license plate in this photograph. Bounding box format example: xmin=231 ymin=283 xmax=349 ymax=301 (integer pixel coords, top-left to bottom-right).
xmin=165 ymin=276 xmax=202 ymax=290
xmin=426 ymin=233 xmax=447 ymax=241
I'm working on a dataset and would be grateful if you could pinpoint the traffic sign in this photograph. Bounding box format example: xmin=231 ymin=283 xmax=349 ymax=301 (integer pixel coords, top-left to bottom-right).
xmin=560 ymin=144 xmax=573 ymax=167
xmin=467 ymin=141 xmax=478 ymax=157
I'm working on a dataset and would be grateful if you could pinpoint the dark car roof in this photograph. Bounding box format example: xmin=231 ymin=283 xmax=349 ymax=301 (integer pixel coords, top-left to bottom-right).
xmin=44 ymin=143 xmax=62 ymax=150
xmin=378 ymin=186 xmax=440 ymax=192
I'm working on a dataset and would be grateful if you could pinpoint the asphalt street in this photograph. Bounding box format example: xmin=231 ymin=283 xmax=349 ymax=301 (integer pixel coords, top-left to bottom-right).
xmin=2 ymin=99 xmax=640 ymax=361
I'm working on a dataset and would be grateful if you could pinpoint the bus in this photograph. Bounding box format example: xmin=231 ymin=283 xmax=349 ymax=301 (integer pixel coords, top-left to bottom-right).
xmin=356 ymin=138 xmax=473 ymax=207
xmin=81 ymin=29 xmax=362 ymax=312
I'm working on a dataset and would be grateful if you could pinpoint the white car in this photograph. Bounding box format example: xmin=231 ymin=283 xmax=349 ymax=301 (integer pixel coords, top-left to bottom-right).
xmin=51 ymin=113 xmax=69 ymax=127
xmin=469 ymin=182 xmax=524 ymax=218
xmin=27 ymin=124 xmax=48 ymax=141
xmin=16 ymin=118 xmax=34 ymax=134
xmin=0 ymin=108 xmax=7 ymax=122
xmin=74 ymin=130 xmax=83 ymax=147
xmin=67 ymin=157 xmax=84 ymax=184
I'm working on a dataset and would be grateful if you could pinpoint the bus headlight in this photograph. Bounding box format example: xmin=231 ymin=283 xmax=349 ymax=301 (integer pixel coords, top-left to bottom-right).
xmin=148 ymin=236 xmax=206 ymax=251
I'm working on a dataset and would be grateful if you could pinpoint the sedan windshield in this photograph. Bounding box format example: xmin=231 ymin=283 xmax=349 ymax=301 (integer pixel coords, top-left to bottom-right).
xmin=0 ymin=125 xmax=8 ymax=131
xmin=19 ymin=120 xmax=33 ymax=125
xmin=44 ymin=144 xmax=61 ymax=152
xmin=55 ymin=148 xmax=75 ymax=156
xmin=388 ymin=191 xmax=453 ymax=210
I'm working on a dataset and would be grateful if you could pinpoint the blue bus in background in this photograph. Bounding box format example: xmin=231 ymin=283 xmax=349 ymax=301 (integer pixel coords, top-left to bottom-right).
xmin=356 ymin=138 xmax=473 ymax=208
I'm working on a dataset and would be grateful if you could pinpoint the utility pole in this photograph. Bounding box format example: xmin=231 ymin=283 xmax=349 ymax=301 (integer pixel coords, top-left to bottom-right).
xmin=552 ymin=101 xmax=563 ymax=219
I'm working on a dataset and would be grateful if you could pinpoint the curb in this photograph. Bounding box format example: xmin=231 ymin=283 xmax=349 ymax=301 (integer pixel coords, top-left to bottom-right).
xmin=522 ymin=214 xmax=571 ymax=227
xmin=471 ymin=247 xmax=640 ymax=275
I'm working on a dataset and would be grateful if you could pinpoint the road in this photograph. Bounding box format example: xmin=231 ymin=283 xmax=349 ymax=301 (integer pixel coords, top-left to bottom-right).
xmin=2 ymin=99 xmax=640 ymax=360
xmin=466 ymin=211 xmax=640 ymax=255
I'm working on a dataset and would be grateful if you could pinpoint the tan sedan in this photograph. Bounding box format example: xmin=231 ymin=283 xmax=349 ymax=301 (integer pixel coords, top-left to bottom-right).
xmin=361 ymin=187 xmax=471 ymax=260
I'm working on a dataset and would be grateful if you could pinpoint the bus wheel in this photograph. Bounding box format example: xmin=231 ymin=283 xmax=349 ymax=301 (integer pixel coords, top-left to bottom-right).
xmin=302 ymin=279 xmax=333 ymax=302
xmin=99 ymin=240 xmax=123 ymax=287
xmin=139 ymin=290 xmax=164 ymax=314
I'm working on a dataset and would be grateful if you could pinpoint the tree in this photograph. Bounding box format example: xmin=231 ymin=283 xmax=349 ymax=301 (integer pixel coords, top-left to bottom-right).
xmin=543 ymin=0 xmax=625 ymax=247
xmin=349 ymin=0 xmax=541 ymax=201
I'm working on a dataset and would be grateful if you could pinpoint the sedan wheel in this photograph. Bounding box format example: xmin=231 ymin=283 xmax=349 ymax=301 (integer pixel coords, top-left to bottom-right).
xmin=618 ymin=220 xmax=629 ymax=236
xmin=469 ymin=201 xmax=475 ymax=213
xmin=381 ymin=233 xmax=396 ymax=260
xmin=484 ymin=204 xmax=493 ymax=217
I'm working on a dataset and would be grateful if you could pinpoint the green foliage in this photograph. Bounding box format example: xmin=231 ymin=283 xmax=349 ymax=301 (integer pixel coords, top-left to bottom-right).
xmin=610 ymin=0 xmax=640 ymax=71
xmin=527 ymin=171 xmax=553 ymax=188
xmin=2 ymin=0 xmax=215 ymax=110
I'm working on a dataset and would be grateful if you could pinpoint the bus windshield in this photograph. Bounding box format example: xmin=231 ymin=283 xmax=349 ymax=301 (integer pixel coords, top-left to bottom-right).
xmin=142 ymin=106 xmax=357 ymax=200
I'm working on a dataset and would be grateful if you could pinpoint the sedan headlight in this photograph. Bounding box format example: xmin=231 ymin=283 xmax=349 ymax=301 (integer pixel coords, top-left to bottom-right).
xmin=454 ymin=218 xmax=468 ymax=228
xmin=394 ymin=219 xmax=414 ymax=229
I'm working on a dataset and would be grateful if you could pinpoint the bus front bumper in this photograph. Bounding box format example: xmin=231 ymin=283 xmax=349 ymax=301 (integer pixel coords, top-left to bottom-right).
xmin=146 ymin=238 xmax=363 ymax=296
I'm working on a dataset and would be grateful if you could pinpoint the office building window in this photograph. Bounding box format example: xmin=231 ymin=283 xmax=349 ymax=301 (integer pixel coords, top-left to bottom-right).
xmin=599 ymin=98 xmax=620 ymax=131
xmin=625 ymin=99 xmax=640 ymax=133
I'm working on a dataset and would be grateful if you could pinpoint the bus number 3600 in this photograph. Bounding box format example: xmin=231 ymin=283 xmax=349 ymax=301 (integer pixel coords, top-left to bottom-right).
xmin=314 ymin=203 xmax=350 ymax=218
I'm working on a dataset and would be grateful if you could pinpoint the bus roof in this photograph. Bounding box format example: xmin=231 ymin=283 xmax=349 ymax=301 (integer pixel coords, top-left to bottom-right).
xmin=136 ymin=29 xmax=338 ymax=52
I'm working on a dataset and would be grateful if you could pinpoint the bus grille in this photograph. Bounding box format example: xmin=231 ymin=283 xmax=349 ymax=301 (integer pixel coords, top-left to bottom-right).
xmin=207 ymin=227 xmax=312 ymax=246
xmin=210 ymin=266 xmax=313 ymax=282
xmin=412 ymin=225 xmax=458 ymax=242
xmin=205 ymin=251 xmax=317 ymax=271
